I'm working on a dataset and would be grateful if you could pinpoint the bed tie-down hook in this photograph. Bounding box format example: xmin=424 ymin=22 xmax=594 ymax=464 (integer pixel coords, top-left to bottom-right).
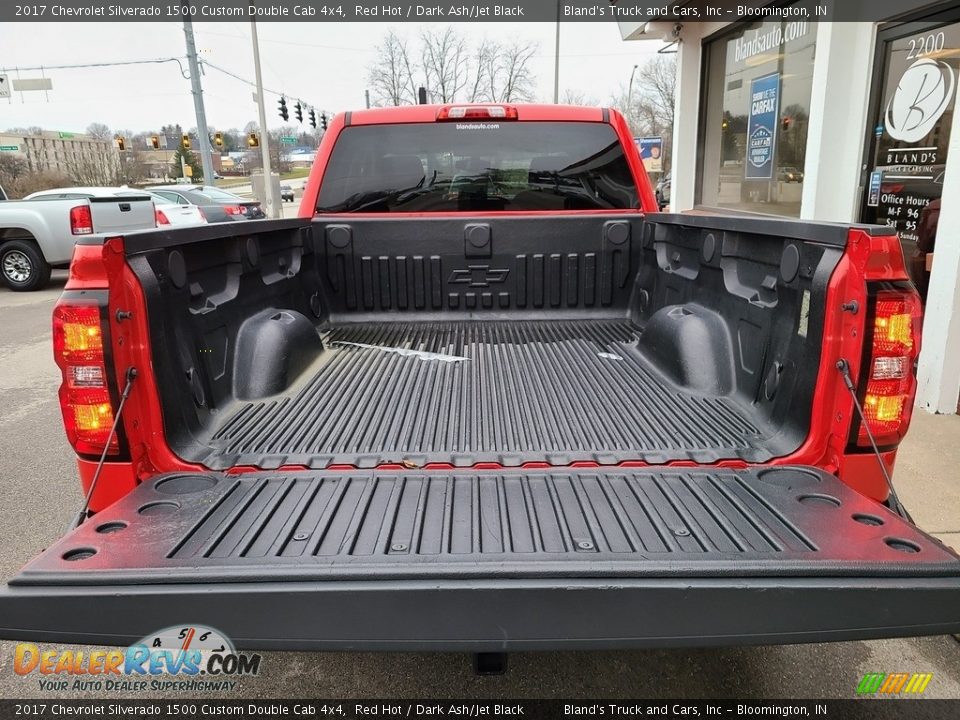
xmin=835 ymin=359 xmax=910 ymax=521
xmin=72 ymin=366 xmax=138 ymax=529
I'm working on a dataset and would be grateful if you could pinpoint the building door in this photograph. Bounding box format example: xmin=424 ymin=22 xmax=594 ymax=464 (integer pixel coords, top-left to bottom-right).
xmin=860 ymin=10 xmax=960 ymax=302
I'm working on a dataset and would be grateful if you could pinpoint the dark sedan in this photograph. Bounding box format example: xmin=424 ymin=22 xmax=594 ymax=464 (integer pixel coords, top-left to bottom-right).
xmin=146 ymin=184 xmax=265 ymax=222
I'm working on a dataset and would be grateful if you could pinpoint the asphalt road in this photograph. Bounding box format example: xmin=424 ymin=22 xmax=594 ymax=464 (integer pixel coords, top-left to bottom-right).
xmin=0 ymin=272 xmax=958 ymax=700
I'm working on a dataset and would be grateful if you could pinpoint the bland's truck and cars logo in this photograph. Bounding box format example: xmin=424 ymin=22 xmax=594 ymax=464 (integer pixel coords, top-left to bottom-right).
xmin=13 ymin=625 xmax=261 ymax=692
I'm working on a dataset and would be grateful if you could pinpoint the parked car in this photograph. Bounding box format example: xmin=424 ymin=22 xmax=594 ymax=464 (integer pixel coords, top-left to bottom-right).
xmin=146 ymin=184 xmax=265 ymax=221
xmin=778 ymin=166 xmax=805 ymax=183
xmin=115 ymin=190 xmax=206 ymax=228
xmin=2 ymin=104 xmax=957 ymax=653
xmin=655 ymin=172 xmax=671 ymax=208
xmin=0 ymin=188 xmax=155 ymax=290
xmin=281 ymin=185 xmax=295 ymax=202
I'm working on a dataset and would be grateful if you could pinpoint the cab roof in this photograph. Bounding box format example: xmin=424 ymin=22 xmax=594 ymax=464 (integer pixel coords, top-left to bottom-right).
xmin=345 ymin=103 xmax=608 ymax=126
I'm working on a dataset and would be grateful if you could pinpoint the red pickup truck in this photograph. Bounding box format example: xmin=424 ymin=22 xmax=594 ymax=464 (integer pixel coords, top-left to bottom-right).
xmin=2 ymin=104 xmax=959 ymax=650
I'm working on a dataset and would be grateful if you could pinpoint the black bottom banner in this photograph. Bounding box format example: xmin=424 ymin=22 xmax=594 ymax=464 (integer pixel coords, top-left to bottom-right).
xmin=2 ymin=700 xmax=959 ymax=720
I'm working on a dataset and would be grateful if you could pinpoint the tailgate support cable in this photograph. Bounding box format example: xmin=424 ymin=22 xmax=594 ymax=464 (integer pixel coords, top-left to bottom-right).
xmin=73 ymin=366 xmax=138 ymax=529
xmin=836 ymin=359 xmax=911 ymax=521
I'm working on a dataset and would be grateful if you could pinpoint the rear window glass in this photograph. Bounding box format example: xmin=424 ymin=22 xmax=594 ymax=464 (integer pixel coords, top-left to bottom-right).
xmin=316 ymin=121 xmax=638 ymax=213
xmin=198 ymin=187 xmax=242 ymax=201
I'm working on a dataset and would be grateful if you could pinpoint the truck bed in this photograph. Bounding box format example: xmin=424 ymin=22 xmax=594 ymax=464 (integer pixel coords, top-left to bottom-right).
xmin=128 ymin=213 xmax=841 ymax=471
xmin=205 ymin=319 xmax=766 ymax=470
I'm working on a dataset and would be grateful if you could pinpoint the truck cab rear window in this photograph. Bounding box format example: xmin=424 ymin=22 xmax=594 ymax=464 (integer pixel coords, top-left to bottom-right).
xmin=316 ymin=122 xmax=639 ymax=213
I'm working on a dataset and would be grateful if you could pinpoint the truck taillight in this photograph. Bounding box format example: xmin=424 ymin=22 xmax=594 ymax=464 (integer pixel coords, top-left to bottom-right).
xmin=436 ymin=105 xmax=519 ymax=121
xmin=69 ymin=205 xmax=93 ymax=235
xmin=155 ymin=208 xmax=170 ymax=226
xmin=53 ymin=302 xmax=119 ymax=456
xmin=858 ymin=289 xmax=922 ymax=447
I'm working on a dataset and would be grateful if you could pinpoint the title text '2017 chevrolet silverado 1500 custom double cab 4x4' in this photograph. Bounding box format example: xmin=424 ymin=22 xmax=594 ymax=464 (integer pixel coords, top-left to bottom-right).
xmin=1 ymin=104 xmax=959 ymax=651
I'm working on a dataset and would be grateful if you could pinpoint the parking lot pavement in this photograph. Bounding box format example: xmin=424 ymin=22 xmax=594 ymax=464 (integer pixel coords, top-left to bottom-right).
xmin=0 ymin=274 xmax=958 ymax=699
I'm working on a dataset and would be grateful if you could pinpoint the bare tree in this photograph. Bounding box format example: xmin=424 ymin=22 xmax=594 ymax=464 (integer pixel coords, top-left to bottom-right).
xmin=0 ymin=153 xmax=29 ymax=187
xmin=366 ymin=32 xmax=541 ymax=106
xmin=64 ymin=150 xmax=122 ymax=186
xmin=467 ymin=40 xmax=496 ymax=102
xmin=420 ymin=27 xmax=469 ymax=103
xmin=86 ymin=122 xmax=113 ymax=141
xmin=486 ymin=40 xmax=538 ymax=102
xmin=368 ymin=31 xmax=418 ymax=106
xmin=636 ymin=56 xmax=676 ymax=131
xmin=560 ymin=89 xmax=599 ymax=106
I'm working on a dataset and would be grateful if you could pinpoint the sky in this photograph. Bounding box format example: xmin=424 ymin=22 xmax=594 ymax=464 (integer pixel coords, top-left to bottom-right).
xmin=0 ymin=21 xmax=662 ymax=135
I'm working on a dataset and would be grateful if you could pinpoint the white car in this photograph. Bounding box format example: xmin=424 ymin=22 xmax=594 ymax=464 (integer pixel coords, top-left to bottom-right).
xmin=115 ymin=191 xmax=206 ymax=227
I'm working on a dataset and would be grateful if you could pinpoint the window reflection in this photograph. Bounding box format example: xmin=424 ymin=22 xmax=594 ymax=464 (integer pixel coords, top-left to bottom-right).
xmin=698 ymin=20 xmax=818 ymax=217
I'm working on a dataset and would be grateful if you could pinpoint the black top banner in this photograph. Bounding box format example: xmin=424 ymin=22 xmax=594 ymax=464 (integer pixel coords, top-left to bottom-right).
xmin=3 ymin=0 xmax=948 ymax=23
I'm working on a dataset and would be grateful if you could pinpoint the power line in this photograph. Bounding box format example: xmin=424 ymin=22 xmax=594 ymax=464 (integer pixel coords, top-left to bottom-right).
xmin=1 ymin=57 xmax=189 ymax=77
xmin=200 ymin=58 xmax=329 ymax=116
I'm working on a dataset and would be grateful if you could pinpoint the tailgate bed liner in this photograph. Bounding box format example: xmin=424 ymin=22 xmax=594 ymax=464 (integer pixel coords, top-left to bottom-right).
xmin=4 ymin=466 xmax=960 ymax=650
xmin=11 ymin=466 xmax=959 ymax=584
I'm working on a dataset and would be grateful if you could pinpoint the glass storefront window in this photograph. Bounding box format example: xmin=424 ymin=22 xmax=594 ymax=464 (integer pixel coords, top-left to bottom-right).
xmin=860 ymin=18 xmax=959 ymax=302
xmin=698 ymin=20 xmax=818 ymax=217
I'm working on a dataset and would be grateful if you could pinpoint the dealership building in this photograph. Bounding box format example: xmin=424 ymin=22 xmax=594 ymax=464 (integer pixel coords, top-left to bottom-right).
xmin=621 ymin=2 xmax=960 ymax=415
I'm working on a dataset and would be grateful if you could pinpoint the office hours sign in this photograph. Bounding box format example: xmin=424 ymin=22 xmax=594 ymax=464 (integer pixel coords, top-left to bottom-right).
xmin=745 ymin=72 xmax=781 ymax=180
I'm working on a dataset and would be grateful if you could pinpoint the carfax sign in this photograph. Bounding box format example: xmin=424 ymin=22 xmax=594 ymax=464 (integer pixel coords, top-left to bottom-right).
xmin=745 ymin=72 xmax=781 ymax=180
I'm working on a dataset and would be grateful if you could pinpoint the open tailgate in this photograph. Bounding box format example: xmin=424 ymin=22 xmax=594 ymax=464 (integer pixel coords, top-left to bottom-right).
xmin=2 ymin=466 xmax=960 ymax=650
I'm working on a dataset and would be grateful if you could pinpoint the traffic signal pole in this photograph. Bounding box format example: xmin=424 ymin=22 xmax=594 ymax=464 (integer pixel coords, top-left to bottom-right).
xmin=250 ymin=16 xmax=279 ymax=219
xmin=181 ymin=6 xmax=215 ymax=185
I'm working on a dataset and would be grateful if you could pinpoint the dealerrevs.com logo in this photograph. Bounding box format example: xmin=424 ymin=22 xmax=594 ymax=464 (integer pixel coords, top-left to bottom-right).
xmin=14 ymin=624 xmax=261 ymax=692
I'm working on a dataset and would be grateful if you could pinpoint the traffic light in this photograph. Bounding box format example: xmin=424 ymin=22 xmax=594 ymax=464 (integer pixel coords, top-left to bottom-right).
xmin=295 ymin=101 xmax=303 ymax=123
xmin=782 ymin=116 xmax=792 ymax=131
xmin=150 ymin=135 xmax=160 ymax=149
xmin=115 ymin=137 xmax=126 ymax=151
xmin=320 ymin=113 xmax=328 ymax=131
xmin=278 ymin=97 xmax=288 ymax=121
xmin=214 ymin=131 xmax=223 ymax=148
xmin=247 ymin=132 xmax=260 ymax=148
xmin=181 ymin=134 xmax=191 ymax=150
xmin=309 ymin=109 xmax=317 ymax=129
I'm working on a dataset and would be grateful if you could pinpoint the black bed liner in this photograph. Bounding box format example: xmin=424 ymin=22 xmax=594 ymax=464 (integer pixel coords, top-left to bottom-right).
xmin=12 ymin=466 xmax=959 ymax=586
xmin=198 ymin=319 xmax=770 ymax=470
xmin=5 ymin=465 xmax=960 ymax=649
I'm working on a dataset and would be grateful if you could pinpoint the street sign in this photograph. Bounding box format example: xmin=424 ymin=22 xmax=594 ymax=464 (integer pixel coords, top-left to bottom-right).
xmin=0 ymin=145 xmax=20 ymax=152
xmin=0 ymin=74 xmax=9 ymax=99
xmin=280 ymin=136 xmax=296 ymax=144
xmin=58 ymin=131 xmax=75 ymax=139
xmin=12 ymin=77 xmax=52 ymax=92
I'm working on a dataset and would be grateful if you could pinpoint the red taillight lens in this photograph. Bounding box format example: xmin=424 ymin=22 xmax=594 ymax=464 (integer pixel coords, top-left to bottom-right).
xmin=436 ymin=105 xmax=519 ymax=121
xmin=155 ymin=208 xmax=170 ymax=226
xmin=53 ymin=302 xmax=118 ymax=455
xmin=223 ymin=205 xmax=244 ymax=216
xmin=859 ymin=290 xmax=922 ymax=447
xmin=69 ymin=205 xmax=93 ymax=235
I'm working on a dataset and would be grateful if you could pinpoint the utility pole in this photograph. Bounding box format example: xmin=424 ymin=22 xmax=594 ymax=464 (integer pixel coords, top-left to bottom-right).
xmin=181 ymin=3 xmax=214 ymax=185
xmin=553 ymin=0 xmax=560 ymax=103
xmin=250 ymin=16 xmax=279 ymax=218
xmin=365 ymin=89 xmax=370 ymax=109
xmin=627 ymin=64 xmax=639 ymax=108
